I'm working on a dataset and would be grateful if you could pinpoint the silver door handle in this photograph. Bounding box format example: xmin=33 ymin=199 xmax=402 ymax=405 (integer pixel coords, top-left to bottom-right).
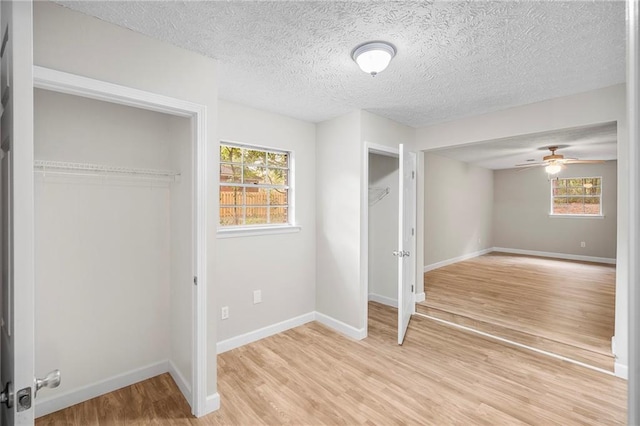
xmin=393 ymin=250 xmax=410 ymax=257
xmin=35 ymin=370 xmax=61 ymax=398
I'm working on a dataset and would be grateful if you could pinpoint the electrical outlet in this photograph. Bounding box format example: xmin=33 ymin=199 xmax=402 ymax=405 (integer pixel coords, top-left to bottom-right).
xmin=253 ymin=290 xmax=262 ymax=304
xmin=581 ymin=241 xmax=586 ymax=248
xmin=221 ymin=306 xmax=229 ymax=320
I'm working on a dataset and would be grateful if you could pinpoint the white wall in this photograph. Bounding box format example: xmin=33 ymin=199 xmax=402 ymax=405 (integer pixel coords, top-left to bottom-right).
xmin=216 ymin=100 xmax=316 ymax=342
xmin=34 ymin=1 xmax=219 ymax=396
xmin=368 ymin=153 xmax=399 ymax=304
xmin=423 ymin=153 xmax=494 ymax=268
xmin=361 ymin=111 xmax=421 ymax=304
xmin=415 ymin=84 xmax=629 ymax=375
xmin=493 ymin=162 xmax=617 ymax=259
xmin=168 ymin=115 xmax=194 ymax=394
xmin=34 ymin=90 xmax=174 ymax=402
xmin=362 ymin=110 xmax=416 ymax=150
xmin=316 ymin=110 xmax=415 ymax=335
xmin=316 ymin=111 xmax=363 ymax=331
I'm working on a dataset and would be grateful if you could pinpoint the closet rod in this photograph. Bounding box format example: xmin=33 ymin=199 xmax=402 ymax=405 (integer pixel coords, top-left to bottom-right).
xmin=33 ymin=160 xmax=180 ymax=181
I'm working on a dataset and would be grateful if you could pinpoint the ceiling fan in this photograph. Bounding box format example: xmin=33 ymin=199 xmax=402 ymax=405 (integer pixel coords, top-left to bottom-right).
xmin=515 ymin=146 xmax=604 ymax=174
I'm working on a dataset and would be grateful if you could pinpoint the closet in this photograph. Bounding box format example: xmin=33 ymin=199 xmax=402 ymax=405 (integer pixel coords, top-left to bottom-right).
xmin=368 ymin=152 xmax=399 ymax=307
xmin=33 ymin=88 xmax=194 ymax=415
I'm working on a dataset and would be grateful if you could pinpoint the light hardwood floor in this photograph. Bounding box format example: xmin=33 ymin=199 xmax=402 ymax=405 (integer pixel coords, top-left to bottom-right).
xmin=419 ymin=252 xmax=616 ymax=370
xmin=36 ymin=302 xmax=626 ymax=425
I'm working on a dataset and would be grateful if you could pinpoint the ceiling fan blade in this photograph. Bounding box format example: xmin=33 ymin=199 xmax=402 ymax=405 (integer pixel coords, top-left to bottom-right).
xmin=515 ymin=162 xmax=544 ymax=167
xmin=563 ymin=159 xmax=605 ymax=164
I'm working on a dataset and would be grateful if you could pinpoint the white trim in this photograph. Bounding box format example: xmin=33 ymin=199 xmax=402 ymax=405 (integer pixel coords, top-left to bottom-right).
xmin=33 ymin=66 xmax=198 ymax=117
xmin=35 ymin=361 xmax=168 ymax=418
xmin=549 ymin=214 xmax=605 ymax=219
xmin=424 ymin=248 xmax=493 ymax=272
xmin=168 ymin=360 xmax=192 ymax=404
xmin=216 ymin=312 xmax=315 ymax=354
xmin=492 ymin=247 xmax=616 ymax=265
xmin=33 ymin=66 xmax=210 ymax=417
xmin=628 ymin=0 xmax=639 ymax=421
xmin=416 ymin=292 xmax=426 ymax=303
xmin=368 ymin=293 xmax=398 ymax=308
xmin=416 ymin=313 xmax=617 ymax=377
xmin=615 ymin=362 xmax=629 ymax=380
xmin=217 ymin=225 xmax=301 ymax=239
xmin=628 ymin=0 xmax=640 ymax=424
xmin=206 ymin=393 xmax=221 ymax=413
xmin=315 ymin=311 xmax=367 ymax=340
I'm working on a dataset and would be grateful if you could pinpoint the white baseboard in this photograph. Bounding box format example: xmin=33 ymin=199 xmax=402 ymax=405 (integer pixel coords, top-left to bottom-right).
xmin=204 ymin=393 xmax=220 ymax=416
xmin=614 ymin=362 xmax=628 ymax=379
xmin=314 ymin=311 xmax=367 ymax=340
xmin=416 ymin=292 xmax=425 ymax=303
xmin=217 ymin=312 xmax=315 ymax=354
xmin=424 ymin=248 xmax=493 ymax=272
xmin=368 ymin=293 xmax=398 ymax=308
xmin=492 ymin=247 xmax=616 ymax=264
xmin=35 ymin=360 xmax=168 ymax=418
xmin=168 ymin=360 xmax=192 ymax=404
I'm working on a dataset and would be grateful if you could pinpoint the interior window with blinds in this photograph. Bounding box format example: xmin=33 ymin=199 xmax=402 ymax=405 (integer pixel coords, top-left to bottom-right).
xmin=219 ymin=143 xmax=291 ymax=227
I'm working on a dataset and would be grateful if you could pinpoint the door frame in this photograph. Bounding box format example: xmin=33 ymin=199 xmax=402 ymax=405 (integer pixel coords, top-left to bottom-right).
xmin=32 ymin=66 xmax=209 ymax=416
xmin=627 ymin=0 xmax=639 ymax=422
xmin=361 ymin=142 xmax=400 ymax=334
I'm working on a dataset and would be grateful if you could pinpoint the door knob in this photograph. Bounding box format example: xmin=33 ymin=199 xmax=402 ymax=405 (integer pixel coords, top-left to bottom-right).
xmin=0 ymin=381 xmax=13 ymax=408
xmin=35 ymin=369 xmax=61 ymax=397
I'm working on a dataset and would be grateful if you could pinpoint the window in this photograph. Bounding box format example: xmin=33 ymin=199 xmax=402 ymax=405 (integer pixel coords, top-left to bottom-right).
xmin=551 ymin=177 xmax=602 ymax=216
xmin=219 ymin=143 xmax=291 ymax=227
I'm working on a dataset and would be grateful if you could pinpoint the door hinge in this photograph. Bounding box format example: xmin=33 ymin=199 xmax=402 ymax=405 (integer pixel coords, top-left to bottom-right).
xmin=411 ymin=227 xmax=414 ymax=236
xmin=411 ymin=285 xmax=414 ymax=292
xmin=412 ymin=171 xmax=415 ymax=179
xmin=193 ymin=276 xmax=198 ymax=286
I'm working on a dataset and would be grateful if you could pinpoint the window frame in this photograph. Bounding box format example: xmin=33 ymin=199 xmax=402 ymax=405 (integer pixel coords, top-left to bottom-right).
xmin=217 ymin=141 xmax=299 ymax=238
xmin=549 ymin=175 xmax=604 ymax=218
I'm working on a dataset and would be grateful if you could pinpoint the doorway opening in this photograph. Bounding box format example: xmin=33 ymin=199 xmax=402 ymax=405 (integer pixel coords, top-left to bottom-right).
xmin=367 ymin=152 xmax=399 ymax=310
xmin=418 ymin=122 xmax=619 ymax=373
xmin=362 ymin=142 xmax=417 ymax=344
xmin=31 ymin=67 xmax=209 ymax=417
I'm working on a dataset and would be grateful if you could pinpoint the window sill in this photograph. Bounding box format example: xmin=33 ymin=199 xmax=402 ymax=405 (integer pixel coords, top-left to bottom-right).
xmin=548 ymin=214 xmax=605 ymax=219
xmin=216 ymin=224 xmax=301 ymax=239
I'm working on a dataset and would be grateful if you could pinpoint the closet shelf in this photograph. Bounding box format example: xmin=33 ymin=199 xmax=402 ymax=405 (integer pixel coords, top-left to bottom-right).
xmin=368 ymin=186 xmax=390 ymax=206
xmin=33 ymin=160 xmax=180 ymax=182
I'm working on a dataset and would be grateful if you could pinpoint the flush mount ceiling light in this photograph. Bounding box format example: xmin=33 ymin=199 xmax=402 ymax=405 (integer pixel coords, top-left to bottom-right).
xmin=351 ymin=41 xmax=396 ymax=76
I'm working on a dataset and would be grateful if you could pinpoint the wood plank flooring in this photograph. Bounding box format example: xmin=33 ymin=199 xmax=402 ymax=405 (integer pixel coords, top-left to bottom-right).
xmin=420 ymin=252 xmax=616 ymax=368
xmin=36 ymin=302 xmax=626 ymax=425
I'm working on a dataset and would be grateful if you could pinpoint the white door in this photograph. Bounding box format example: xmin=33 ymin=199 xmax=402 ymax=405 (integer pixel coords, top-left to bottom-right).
xmin=0 ymin=1 xmax=36 ymax=424
xmin=396 ymin=144 xmax=417 ymax=345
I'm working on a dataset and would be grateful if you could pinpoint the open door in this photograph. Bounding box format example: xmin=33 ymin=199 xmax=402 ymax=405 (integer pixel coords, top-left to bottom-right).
xmin=0 ymin=1 xmax=36 ymax=424
xmin=396 ymin=144 xmax=417 ymax=345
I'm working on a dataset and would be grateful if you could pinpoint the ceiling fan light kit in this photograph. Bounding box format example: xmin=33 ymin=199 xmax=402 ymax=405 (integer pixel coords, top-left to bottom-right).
xmin=351 ymin=41 xmax=396 ymax=76
xmin=545 ymin=163 xmax=562 ymax=175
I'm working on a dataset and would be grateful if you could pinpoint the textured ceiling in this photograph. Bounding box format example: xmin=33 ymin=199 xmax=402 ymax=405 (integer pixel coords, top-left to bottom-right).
xmin=55 ymin=1 xmax=626 ymax=128
xmin=429 ymin=122 xmax=618 ymax=170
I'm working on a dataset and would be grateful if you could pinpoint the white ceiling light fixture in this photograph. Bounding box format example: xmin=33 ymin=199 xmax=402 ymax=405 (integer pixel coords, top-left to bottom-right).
xmin=545 ymin=163 xmax=562 ymax=175
xmin=351 ymin=41 xmax=396 ymax=77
